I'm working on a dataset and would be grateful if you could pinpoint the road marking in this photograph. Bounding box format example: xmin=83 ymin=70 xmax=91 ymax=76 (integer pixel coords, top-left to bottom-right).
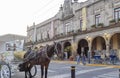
xmin=37 ymin=69 xmax=55 ymax=73
xmin=49 ymin=67 xmax=111 ymax=78
xmin=61 ymin=66 xmax=70 ymax=69
xmin=93 ymin=71 xmax=118 ymax=78
xmin=48 ymin=70 xmax=56 ymax=73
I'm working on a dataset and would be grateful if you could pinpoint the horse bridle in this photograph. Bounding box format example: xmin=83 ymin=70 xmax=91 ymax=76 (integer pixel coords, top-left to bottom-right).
xmin=54 ymin=42 xmax=59 ymax=57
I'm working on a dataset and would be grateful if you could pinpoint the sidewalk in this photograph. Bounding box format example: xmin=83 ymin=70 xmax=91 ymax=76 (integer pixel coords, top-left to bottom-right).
xmin=51 ymin=60 xmax=120 ymax=68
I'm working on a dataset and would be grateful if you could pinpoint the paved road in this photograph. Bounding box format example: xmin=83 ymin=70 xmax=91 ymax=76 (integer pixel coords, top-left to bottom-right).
xmin=12 ymin=61 xmax=119 ymax=78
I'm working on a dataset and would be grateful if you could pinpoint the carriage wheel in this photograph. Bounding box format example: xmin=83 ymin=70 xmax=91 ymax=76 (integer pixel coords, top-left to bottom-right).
xmin=26 ymin=65 xmax=37 ymax=77
xmin=30 ymin=65 xmax=37 ymax=77
xmin=1 ymin=64 xmax=11 ymax=78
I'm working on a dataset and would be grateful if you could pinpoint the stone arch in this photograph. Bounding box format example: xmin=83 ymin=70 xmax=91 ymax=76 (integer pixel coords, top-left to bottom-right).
xmin=110 ymin=33 xmax=120 ymax=50
xmin=77 ymin=39 xmax=88 ymax=57
xmin=92 ymin=36 xmax=106 ymax=50
xmin=91 ymin=36 xmax=106 ymax=57
xmin=57 ymin=42 xmax=62 ymax=52
xmin=63 ymin=41 xmax=72 ymax=59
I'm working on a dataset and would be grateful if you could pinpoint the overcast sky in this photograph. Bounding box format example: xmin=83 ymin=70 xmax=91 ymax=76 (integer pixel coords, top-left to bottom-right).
xmin=0 ymin=0 xmax=87 ymax=36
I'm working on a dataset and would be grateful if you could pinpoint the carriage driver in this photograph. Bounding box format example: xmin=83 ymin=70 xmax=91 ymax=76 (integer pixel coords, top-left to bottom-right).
xmin=24 ymin=46 xmax=35 ymax=61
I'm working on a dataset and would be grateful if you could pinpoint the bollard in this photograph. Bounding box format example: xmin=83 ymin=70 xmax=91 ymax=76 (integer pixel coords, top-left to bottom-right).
xmin=71 ymin=66 xmax=75 ymax=78
xmin=119 ymin=69 xmax=120 ymax=78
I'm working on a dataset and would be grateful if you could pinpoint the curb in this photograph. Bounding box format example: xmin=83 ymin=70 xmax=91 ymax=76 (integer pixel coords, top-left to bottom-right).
xmin=51 ymin=60 xmax=120 ymax=68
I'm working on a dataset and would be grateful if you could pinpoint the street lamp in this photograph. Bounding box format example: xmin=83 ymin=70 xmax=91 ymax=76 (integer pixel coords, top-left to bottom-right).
xmin=104 ymin=33 xmax=110 ymax=41
xmin=86 ymin=36 xmax=92 ymax=43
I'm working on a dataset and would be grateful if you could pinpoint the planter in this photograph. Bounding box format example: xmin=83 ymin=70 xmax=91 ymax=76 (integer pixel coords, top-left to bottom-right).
xmin=110 ymin=22 xmax=115 ymax=25
xmin=97 ymin=23 xmax=104 ymax=28
xmin=69 ymin=56 xmax=74 ymax=61
xmin=91 ymin=25 xmax=96 ymax=29
xmin=109 ymin=19 xmax=116 ymax=25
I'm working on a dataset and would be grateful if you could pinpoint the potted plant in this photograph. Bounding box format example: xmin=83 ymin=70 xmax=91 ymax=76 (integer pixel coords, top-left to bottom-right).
xmin=98 ymin=23 xmax=104 ymax=27
xmin=91 ymin=24 xmax=96 ymax=29
xmin=109 ymin=19 xmax=115 ymax=25
xmin=118 ymin=18 xmax=120 ymax=22
xmin=77 ymin=29 xmax=81 ymax=32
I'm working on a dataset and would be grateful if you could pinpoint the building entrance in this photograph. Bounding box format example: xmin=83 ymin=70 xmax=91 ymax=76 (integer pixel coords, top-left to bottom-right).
xmin=77 ymin=39 xmax=88 ymax=58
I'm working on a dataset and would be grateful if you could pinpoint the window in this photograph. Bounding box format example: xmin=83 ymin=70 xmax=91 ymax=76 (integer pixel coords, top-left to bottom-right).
xmin=95 ymin=14 xmax=100 ymax=26
xmin=6 ymin=43 xmax=11 ymax=51
xmin=65 ymin=22 xmax=71 ymax=34
xmin=114 ymin=8 xmax=120 ymax=22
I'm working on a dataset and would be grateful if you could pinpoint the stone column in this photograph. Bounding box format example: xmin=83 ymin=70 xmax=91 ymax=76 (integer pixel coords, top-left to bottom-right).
xmin=103 ymin=33 xmax=111 ymax=57
xmin=61 ymin=42 xmax=64 ymax=59
xmin=71 ymin=36 xmax=77 ymax=58
xmin=88 ymin=41 xmax=92 ymax=56
xmin=87 ymin=39 xmax=92 ymax=63
xmin=105 ymin=39 xmax=110 ymax=57
xmin=71 ymin=41 xmax=77 ymax=57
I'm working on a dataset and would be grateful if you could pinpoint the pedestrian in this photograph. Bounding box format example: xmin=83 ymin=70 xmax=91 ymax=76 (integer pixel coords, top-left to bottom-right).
xmin=101 ymin=52 xmax=105 ymax=64
xmin=81 ymin=53 xmax=86 ymax=65
xmin=76 ymin=53 xmax=80 ymax=64
xmin=64 ymin=52 xmax=68 ymax=60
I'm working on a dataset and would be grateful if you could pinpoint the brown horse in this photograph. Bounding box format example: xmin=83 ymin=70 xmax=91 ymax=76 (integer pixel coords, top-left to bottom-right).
xmin=18 ymin=42 xmax=61 ymax=78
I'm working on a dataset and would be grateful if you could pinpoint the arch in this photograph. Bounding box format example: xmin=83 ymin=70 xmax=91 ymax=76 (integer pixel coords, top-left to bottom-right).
xmin=77 ymin=39 xmax=88 ymax=57
xmin=110 ymin=33 xmax=120 ymax=50
xmin=92 ymin=36 xmax=106 ymax=50
xmin=57 ymin=42 xmax=62 ymax=50
xmin=63 ymin=41 xmax=72 ymax=59
xmin=91 ymin=36 xmax=106 ymax=57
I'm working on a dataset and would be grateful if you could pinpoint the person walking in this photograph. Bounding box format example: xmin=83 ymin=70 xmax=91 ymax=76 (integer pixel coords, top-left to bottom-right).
xmin=81 ymin=53 xmax=86 ymax=65
xmin=76 ymin=53 xmax=81 ymax=64
xmin=101 ymin=52 xmax=105 ymax=64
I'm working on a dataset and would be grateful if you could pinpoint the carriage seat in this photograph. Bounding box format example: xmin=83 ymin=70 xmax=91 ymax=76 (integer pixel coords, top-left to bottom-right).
xmin=24 ymin=45 xmax=49 ymax=62
xmin=23 ymin=50 xmax=36 ymax=61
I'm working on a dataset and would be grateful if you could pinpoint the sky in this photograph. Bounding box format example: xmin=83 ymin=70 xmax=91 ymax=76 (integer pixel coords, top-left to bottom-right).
xmin=0 ymin=0 xmax=87 ymax=36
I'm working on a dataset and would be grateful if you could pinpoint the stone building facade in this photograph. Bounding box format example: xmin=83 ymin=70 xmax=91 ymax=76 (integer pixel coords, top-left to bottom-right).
xmin=25 ymin=0 xmax=120 ymax=60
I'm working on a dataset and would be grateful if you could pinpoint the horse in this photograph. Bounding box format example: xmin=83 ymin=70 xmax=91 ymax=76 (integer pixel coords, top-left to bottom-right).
xmin=18 ymin=42 xmax=62 ymax=78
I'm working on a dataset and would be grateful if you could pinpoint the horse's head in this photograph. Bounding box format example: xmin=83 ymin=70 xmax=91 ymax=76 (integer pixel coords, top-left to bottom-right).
xmin=54 ymin=42 xmax=62 ymax=59
xmin=18 ymin=62 xmax=31 ymax=72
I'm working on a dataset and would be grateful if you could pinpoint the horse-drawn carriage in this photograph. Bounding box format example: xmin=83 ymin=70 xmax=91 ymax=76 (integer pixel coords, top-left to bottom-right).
xmin=0 ymin=51 xmax=37 ymax=78
xmin=0 ymin=42 xmax=61 ymax=78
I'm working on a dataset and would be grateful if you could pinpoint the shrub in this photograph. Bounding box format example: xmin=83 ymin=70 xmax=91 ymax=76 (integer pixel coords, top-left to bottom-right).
xmin=109 ymin=19 xmax=115 ymax=23
xmin=98 ymin=23 xmax=104 ymax=27
xmin=91 ymin=24 xmax=96 ymax=28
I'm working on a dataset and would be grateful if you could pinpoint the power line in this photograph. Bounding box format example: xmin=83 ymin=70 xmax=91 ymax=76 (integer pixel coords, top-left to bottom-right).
xmin=33 ymin=0 xmax=57 ymax=16
xmin=33 ymin=0 xmax=64 ymax=23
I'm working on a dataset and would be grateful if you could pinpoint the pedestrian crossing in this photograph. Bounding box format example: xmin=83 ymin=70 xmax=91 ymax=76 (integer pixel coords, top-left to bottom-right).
xmin=93 ymin=71 xmax=118 ymax=78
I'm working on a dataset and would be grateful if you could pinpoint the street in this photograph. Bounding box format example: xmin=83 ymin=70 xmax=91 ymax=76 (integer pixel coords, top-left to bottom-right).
xmin=12 ymin=61 xmax=119 ymax=78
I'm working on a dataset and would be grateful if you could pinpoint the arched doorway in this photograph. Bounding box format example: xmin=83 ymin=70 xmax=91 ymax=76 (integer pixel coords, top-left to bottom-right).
xmin=77 ymin=39 xmax=88 ymax=57
xmin=110 ymin=33 xmax=120 ymax=59
xmin=64 ymin=42 xmax=72 ymax=59
xmin=110 ymin=33 xmax=120 ymax=50
xmin=57 ymin=42 xmax=62 ymax=53
xmin=92 ymin=36 xmax=106 ymax=57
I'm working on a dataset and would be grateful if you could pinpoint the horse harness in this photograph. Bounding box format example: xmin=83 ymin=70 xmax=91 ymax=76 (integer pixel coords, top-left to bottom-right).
xmin=24 ymin=45 xmax=50 ymax=63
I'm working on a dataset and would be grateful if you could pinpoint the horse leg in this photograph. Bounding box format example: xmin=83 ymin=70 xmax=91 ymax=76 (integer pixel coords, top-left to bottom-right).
xmin=45 ymin=66 xmax=49 ymax=78
xmin=28 ymin=70 xmax=32 ymax=78
xmin=41 ymin=66 xmax=44 ymax=78
xmin=25 ymin=71 xmax=27 ymax=78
